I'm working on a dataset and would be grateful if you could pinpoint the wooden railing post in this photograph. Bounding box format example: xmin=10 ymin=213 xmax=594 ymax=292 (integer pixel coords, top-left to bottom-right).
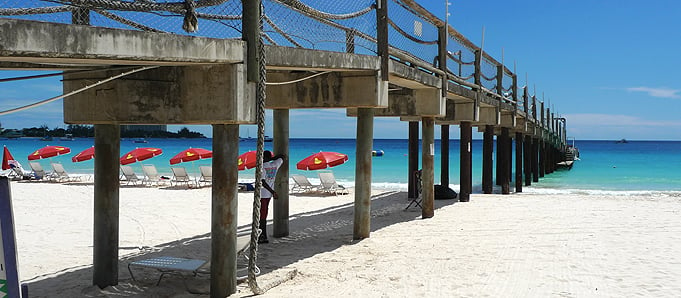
xmin=474 ymin=49 xmax=482 ymax=88
xmin=377 ymin=0 xmax=389 ymax=81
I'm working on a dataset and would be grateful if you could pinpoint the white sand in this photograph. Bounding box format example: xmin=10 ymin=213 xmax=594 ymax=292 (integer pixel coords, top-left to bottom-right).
xmin=7 ymin=180 xmax=681 ymax=297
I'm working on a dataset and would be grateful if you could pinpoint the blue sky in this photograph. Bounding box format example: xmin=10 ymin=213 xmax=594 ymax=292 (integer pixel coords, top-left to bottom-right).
xmin=2 ymin=1 xmax=681 ymax=140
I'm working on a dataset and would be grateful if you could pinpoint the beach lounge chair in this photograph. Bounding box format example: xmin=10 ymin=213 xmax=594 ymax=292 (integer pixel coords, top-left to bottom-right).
xmin=317 ymin=171 xmax=348 ymax=195
xmin=6 ymin=165 xmax=33 ymax=180
xmin=128 ymin=256 xmax=206 ymax=287
xmin=405 ymin=169 xmax=423 ymax=210
xmin=29 ymin=162 xmax=50 ymax=181
xmin=198 ymin=165 xmax=212 ymax=187
xmin=170 ymin=166 xmax=194 ymax=188
xmin=51 ymin=163 xmax=82 ymax=182
xmin=141 ymin=164 xmax=163 ymax=186
xmin=120 ymin=165 xmax=141 ymax=185
xmin=290 ymin=174 xmax=318 ymax=193
xmin=127 ymin=230 xmax=258 ymax=285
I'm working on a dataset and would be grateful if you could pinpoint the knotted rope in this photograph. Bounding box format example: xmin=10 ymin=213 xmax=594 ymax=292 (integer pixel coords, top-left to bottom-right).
xmin=182 ymin=0 xmax=198 ymax=32
xmin=248 ymin=1 xmax=267 ymax=295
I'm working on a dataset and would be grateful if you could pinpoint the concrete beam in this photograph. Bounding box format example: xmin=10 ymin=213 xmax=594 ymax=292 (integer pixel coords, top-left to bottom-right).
xmin=0 ymin=19 xmax=244 ymax=66
xmin=500 ymin=111 xmax=517 ymax=128
xmin=266 ymin=71 xmax=388 ymax=108
xmin=436 ymin=100 xmax=479 ymax=124
xmin=63 ymin=65 xmax=255 ymax=124
xmin=347 ymin=88 xmax=444 ymax=117
xmin=446 ymin=81 xmax=477 ymax=102
xmin=477 ymin=106 xmax=499 ymax=126
xmin=389 ymin=62 xmax=441 ymax=89
xmin=265 ymin=46 xmax=379 ymax=71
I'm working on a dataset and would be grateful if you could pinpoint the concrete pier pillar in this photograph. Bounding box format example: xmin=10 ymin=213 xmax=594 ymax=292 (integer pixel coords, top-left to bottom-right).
xmin=273 ymin=109 xmax=289 ymax=237
xmin=440 ymin=124 xmax=450 ymax=188
xmin=482 ymin=125 xmax=494 ymax=194
xmin=539 ymin=139 xmax=546 ymax=178
xmin=460 ymin=121 xmax=472 ymax=202
xmin=354 ymin=108 xmax=374 ymax=239
xmin=210 ymin=124 xmax=239 ymax=297
xmin=408 ymin=122 xmax=419 ymax=199
xmin=93 ymin=124 xmax=120 ymax=288
xmin=500 ymin=127 xmax=510 ymax=194
xmin=515 ymin=132 xmax=523 ymax=192
xmin=524 ymin=135 xmax=532 ymax=186
xmin=532 ymin=138 xmax=539 ymax=183
xmin=422 ymin=117 xmax=435 ymax=218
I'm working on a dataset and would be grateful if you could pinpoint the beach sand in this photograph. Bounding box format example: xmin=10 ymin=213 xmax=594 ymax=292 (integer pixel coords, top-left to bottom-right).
xmin=7 ymin=181 xmax=681 ymax=297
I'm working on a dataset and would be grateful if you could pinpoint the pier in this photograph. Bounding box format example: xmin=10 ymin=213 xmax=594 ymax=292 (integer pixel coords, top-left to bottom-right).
xmin=1 ymin=0 xmax=571 ymax=296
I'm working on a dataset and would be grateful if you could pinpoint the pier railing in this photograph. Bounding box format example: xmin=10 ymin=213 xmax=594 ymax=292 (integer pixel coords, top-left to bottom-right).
xmin=0 ymin=0 xmax=564 ymax=144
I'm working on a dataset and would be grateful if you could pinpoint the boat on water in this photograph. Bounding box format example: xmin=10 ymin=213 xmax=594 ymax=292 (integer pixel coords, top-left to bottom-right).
xmin=133 ymin=138 xmax=148 ymax=144
xmin=60 ymin=134 xmax=75 ymax=141
xmin=557 ymin=137 xmax=579 ymax=169
xmin=239 ymin=135 xmax=273 ymax=142
xmin=40 ymin=135 xmax=53 ymax=141
xmin=616 ymin=138 xmax=628 ymax=144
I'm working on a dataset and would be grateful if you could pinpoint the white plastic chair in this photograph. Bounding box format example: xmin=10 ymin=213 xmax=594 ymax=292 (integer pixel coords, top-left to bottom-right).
xmin=290 ymin=174 xmax=318 ymax=193
xmin=198 ymin=165 xmax=212 ymax=187
xmin=142 ymin=164 xmax=163 ymax=186
xmin=120 ymin=165 xmax=141 ymax=185
xmin=317 ymin=171 xmax=348 ymax=195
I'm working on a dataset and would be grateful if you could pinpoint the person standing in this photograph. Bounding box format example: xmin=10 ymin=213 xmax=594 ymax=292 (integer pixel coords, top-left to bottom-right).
xmin=259 ymin=150 xmax=285 ymax=244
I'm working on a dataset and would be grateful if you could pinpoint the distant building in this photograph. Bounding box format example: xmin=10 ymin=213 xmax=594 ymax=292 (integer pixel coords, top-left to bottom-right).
xmin=121 ymin=125 xmax=167 ymax=132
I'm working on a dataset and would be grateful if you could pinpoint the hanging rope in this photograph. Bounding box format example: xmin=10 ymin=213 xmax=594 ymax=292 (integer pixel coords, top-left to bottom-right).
xmin=248 ymin=1 xmax=267 ymax=294
xmin=182 ymin=0 xmax=198 ymax=32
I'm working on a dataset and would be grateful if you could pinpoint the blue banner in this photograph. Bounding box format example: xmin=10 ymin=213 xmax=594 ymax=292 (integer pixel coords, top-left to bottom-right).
xmin=0 ymin=177 xmax=20 ymax=298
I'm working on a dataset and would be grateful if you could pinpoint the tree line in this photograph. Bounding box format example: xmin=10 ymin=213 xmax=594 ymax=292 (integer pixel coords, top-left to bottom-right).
xmin=0 ymin=123 xmax=205 ymax=138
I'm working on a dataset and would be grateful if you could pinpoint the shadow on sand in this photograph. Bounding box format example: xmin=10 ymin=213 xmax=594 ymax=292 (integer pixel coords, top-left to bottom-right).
xmin=24 ymin=191 xmax=458 ymax=297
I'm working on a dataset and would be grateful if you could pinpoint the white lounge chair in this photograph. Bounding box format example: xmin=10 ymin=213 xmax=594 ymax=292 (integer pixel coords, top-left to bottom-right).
xmin=51 ymin=163 xmax=82 ymax=182
xmin=405 ymin=169 xmax=423 ymax=210
xmin=290 ymin=174 xmax=318 ymax=193
xmin=170 ymin=166 xmax=194 ymax=188
xmin=120 ymin=165 xmax=141 ymax=185
xmin=317 ymin=171 xmax=348 ymax=195
xmin=127 ymin=230 xmax=258 ymax=286
xmin=29 ymin=162 xmax=50 ymax=181
xmin=141 ymin=164 xmax=163 ymax=186
xmin=198 ymin=165 xmax=212 ymax=187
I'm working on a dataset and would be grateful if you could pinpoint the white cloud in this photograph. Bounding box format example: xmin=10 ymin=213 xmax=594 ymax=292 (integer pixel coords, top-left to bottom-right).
xmin=626 ymin=87 xmax=681 ymax=98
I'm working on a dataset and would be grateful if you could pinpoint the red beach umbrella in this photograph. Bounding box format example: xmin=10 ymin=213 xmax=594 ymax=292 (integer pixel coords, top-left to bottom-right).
xmin=2 ymin=146 xmax=17 ymax=170
xmin=237 ymin=150 xmax=258 ymax=171
xmin=28 ymin=145 xmax=71 ymax=160
xmin=296 ymin=151 xmax=348 ymax=171
xmin=72 ymin=146 xmax=95 ymax=162
xmin=120 ymin=147 xmax=163 ymax=165
xmin=170 ymin=147 xmax=212 ymax=165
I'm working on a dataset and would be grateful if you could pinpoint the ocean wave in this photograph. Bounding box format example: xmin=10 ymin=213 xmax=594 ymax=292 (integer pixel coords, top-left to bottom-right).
xmin=521 ymin=187 xmax=681 ymax=197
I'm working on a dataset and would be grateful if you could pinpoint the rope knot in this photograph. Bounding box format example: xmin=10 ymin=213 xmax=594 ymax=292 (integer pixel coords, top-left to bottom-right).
xmin=182 ymin=0 xmax=198 ymax=33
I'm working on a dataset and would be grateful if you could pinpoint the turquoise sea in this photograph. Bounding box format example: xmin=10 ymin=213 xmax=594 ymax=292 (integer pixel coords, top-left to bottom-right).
xmin=3 ymin=138 xmax=681 ymax=194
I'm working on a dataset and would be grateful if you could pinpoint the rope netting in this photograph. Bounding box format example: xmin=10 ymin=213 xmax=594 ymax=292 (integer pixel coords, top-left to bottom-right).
xmin=0 ymin=0 xmax=519 ymax=100
xmin=387 ymin=0 xmax=438 ymax=65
